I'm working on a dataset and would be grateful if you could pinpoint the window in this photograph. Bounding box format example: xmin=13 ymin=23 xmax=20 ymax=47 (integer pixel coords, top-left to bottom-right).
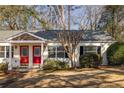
xmin=48 ymin=46 xmax=68 ymax=58
xmin=34 ymin=47 xmax=40 ymax=56
xmin=80 ymin=46 xmax=84 ymax=56
xmin=48 ymin=46 xmax=56 ymax=58
xmin=84 ymin=46 xmax=97 ymax=54
xmin=21 ymin=47 xmax=28 ymax=57
xmin=0 ymin=46 xmax=5 ymax=58
xmin=0 ymin=46 xmax=14 ymax=58
xmin=6 ymin=46 xmax=14 ymax=58
xmin=57 ymin=46 xmax=65 ymax=58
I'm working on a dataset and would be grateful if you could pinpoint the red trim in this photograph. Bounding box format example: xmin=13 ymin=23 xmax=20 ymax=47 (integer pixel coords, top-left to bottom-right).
xmin=20 ymin=46 xmax=29 ymax=66
xmin=33 ymin=46 xmax=41 ymax=65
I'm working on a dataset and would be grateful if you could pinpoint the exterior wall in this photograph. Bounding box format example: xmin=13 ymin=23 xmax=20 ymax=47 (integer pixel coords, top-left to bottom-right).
xmin=100 ymin=42 xmax=114 ymax=65
xmin=0 ymin=41 xmax=114 ymax=69
xmin=47 ymin=42 xmax=114 ymax=67
xmin=12 ymin=45 xmax=20 ymax=67
xmin=43 ymin=45 xmax=48 ymax=60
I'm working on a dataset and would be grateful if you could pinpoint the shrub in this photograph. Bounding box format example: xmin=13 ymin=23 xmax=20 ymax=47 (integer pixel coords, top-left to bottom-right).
xmin=0 ymin=63 xmax=8 ymax=73
xmin=107 ymin=42 xmax=124 ymax=65
xmin=79 ymin=53 xmax=101 ymax=68
xmin=43 ymin=59 xmax=69 ymax=70
xmin=57 ymin=61 xmax=69 ymax=70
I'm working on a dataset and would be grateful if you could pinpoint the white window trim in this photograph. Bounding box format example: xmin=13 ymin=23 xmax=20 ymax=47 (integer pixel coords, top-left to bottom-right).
xmin=5 ymin=46 xmax=6 ymax=58
xmin=83 ymin=46 xmax=98 ymax=54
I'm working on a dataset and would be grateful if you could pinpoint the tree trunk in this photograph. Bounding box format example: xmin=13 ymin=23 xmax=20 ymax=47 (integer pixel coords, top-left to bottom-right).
xmin=68 ymin=6 xmax=71 ymax=31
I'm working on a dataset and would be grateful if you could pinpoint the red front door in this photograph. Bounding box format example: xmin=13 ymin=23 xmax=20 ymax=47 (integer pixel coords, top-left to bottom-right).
xmin=33 ymin=46 xmax=41 ymax=65
xmin=20 ymin=46 xmax=29 ymax=66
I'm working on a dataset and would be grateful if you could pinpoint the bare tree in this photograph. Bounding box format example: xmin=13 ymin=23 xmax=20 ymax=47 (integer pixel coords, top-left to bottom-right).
xmin=57 ymin=31 xmax=83 ymax=67
xmin=84 ymin=5 xmax=103 ymax=30
xmin=54 ymin=6 xmax=84 ymax=67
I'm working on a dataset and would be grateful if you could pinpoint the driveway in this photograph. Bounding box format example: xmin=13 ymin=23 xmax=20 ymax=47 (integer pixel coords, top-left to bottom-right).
xmin=0 ymin=67 xmax=124 ymax=88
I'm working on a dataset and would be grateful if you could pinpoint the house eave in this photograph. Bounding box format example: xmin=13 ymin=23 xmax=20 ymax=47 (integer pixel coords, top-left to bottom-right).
xmin=80 ymin=40 xmax=115 ymax=43
xmin=7 ymin=31 xmax=46 ymax=41
xmin=9 ymin=40 xmax=45 ymax=43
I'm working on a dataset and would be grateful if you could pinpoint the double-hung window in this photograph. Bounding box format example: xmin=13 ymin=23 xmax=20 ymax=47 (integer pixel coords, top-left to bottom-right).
xmin=48 ymin=46 xmax=68 ymax=58
xmin=0 ymin=46 xmax=14 ymax=58
xmin=0 ymin=46 xmax=5 ymax=58
xmin=48 ymin=46 xmax=56 ymax=58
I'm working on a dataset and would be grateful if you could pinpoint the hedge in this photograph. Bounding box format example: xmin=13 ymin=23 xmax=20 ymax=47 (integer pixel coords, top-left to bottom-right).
xmin=107 ymin=42 xmax=124 ymax=65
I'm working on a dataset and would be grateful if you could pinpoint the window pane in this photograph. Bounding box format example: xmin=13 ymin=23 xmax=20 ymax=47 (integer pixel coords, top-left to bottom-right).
xmin=6 ymin=46 xmax=9 ymax=51
xmin=48 ymin=46 xmax=56 ymax=51
xmin=34 ymin=47 xmax=40 ymax=56
xmin=57 ymin=52 xmax=64 ymax=58
xmin=6 ymin=51 xmax=9 ymax=58
xmin=65 ymin=52 xmax=68 ymax=58
xmin=0 ymin=52 xmax=4 ymax=58
xmin=6 ymin=51 xmax=13 ymax=58
xmin=0 ymin=46 xmax=4 ymax=51
xmin=80 ymin=46 xmax=84 ymax=56
xmin=57 ymin=46 xmax=64 ymax=51
xmin=84 ymin=46 xmax=96 ymax=51
xmin=48 ymin=46 xmax=56 ymax=58
xmin=48 ymin=52 xmax=55 ymax=58
xmin=6 ymin=46 xmax=14 ymax=58
xmin=21 ymin=47 xmax=28 ymax=56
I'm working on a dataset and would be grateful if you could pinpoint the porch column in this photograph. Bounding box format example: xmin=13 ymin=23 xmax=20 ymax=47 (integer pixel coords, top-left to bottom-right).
xmin=8 ymin=43 xmax=12 ymax=70
xmin=4 ymin=46 xmax=7 ymax=59
xmin=41 ymin=43 xmax=43 ymax=68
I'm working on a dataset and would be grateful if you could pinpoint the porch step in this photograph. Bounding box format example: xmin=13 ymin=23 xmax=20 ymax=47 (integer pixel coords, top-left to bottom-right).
xmin=32 ymin=65 xmax=41 ymax=69
xmin=18 ymin=66 xmax=29 ymax=72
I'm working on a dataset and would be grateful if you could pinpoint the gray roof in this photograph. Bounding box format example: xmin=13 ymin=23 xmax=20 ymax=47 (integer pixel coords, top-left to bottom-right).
xmin=82 ymin=30 xmax=113 ymax=41
xmin=0 ymin=31 xmax=22 ymax=42
xmin=34 ymin=30 xmax=113 ymax=42
xmin=0 ymin=30 xmax=39 ymax=42
xmin=0 ymin=30 xmax=113 ymax=42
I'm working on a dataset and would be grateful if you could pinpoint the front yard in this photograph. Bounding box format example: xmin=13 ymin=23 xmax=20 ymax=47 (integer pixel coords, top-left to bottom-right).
xmin=0 ymin=66 xmax=124 ymax=88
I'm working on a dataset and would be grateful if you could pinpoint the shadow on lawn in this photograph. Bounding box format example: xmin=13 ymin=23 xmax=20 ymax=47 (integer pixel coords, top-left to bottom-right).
xmin=4 ymin=68 xmax=124 ymax=88
xmin=0 ymin=71 xmax=26 ymax=88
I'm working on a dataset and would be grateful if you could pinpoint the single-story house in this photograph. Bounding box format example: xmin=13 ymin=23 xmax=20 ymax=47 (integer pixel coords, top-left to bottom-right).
xmin=0 ymin=30 xmax=114 ymax=70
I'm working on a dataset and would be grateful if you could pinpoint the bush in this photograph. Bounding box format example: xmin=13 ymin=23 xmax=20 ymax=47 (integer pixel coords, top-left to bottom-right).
xmin=107 ymin=42 xmax=124 ymax=65
xmin=43 ymin=59 xmax=69 ymax=70
xmin=58 ymin=62 xmax=69 ymax=70
xmin=0 ymin=63 xmax=8 ymax=73
xmin=79 ymin=53 xmax=101 ymax=68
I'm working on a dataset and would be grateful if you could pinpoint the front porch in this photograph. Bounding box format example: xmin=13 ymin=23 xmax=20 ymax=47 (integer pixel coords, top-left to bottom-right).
xmin=6 ymin=31 xmax=45 ymax=70
xmin=8 ymin=42 xmax=44 ymax=70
